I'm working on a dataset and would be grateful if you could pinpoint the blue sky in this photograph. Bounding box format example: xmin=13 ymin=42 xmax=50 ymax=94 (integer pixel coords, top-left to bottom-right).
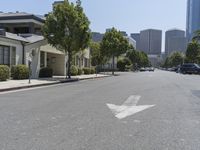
xmin=1 ymin=0 xmax=187 ymax=50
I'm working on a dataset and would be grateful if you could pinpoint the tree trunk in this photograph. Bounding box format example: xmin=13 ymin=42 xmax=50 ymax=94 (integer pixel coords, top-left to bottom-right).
xmin=112 ymin=55 xmax=115 ymax=75
xmin=67 ymin=51 xmax=72 ymax=79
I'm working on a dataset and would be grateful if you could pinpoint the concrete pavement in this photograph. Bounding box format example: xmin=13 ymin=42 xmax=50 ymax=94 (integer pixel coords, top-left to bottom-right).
xmin=0 ymin=70 xmax=200 ymax=149
xmin=0 ymin=74 xmax=109 ymax=92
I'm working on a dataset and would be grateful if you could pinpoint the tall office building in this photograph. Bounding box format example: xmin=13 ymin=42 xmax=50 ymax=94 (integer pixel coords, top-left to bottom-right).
xmin=130 ymin=33 xmax=140 ymax=50
xmin=165 ymin=29 xmax=187 ymax=56
xmin=140 ymin=29 xmax=162 ymax=55
xmin=186 ymin=0 xmax=200 ymax=42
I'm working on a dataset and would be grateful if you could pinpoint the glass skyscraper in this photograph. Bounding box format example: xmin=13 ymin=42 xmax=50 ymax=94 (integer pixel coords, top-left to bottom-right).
xmin=186 ymin=0 xmax=200 ymax=42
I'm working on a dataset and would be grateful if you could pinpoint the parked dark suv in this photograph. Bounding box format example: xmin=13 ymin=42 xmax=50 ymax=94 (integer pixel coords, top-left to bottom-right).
xmin=180 ymin=63 xmax=200 ymax=74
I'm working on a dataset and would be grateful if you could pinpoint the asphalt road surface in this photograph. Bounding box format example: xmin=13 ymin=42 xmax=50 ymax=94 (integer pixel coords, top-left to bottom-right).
xmin=1 ymin=70 xmax=200 ymax=150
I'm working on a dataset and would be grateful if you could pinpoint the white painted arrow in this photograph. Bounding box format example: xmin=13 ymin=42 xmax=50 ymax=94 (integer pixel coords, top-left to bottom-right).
xmin=107 ymin=95 xmax=155 ymax=119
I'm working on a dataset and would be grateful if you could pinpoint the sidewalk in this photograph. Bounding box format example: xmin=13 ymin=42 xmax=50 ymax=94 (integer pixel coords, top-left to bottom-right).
xmin=0 ymin=74 xmax=110 ymax=92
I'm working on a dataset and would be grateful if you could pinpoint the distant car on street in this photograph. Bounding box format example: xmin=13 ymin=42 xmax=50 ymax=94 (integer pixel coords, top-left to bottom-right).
xmin=149 ymin=67 xmax=155 ymax=72
xmin=180 ymin=63 xmax=200 ymax=74
xmin=140 ymin=67 xmax=154 ymax=72
xmin=140 ymin=67 xmax=146 ymax=72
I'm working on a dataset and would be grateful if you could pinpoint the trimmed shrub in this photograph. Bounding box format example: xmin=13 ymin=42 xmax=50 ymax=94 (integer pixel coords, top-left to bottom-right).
xmin=12 ymin=65 xmax=29 ymax=80
xmin=39 ymin=67 xmax=53 ymax=78
xmin=0 ymin=65 xmax=10 ymax=81
xmin=77 ymin=68 xmax=83 ymax=75
xmin=90 ymin=68 xmax=95 ymax=74
xmin=83 ymin=67 xmax=91 ymax=75
xmin=117 ymin=58 xmax=131 ymax=71
xmin=71 ymin=65 xmax=78 ymax=76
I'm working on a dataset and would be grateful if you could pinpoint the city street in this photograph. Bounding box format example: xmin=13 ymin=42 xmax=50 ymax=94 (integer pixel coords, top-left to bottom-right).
xmin=0 ymin=70 xmax=200 ymax=150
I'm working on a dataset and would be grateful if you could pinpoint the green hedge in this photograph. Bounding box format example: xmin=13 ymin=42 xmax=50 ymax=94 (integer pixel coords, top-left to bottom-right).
xmin=0 ymin=65 xmax=10 ymax=81
xmin=90 ymin=68 xmax=95 ymax=74
xmin=77 ymin=68 xmax=83 ymax=75
xmin=11 ymin=65 xmax=29 ymax=80
xmin=39 ymin=67 xmax=53 ymax=78
xmin=83 ymin=67 xmax=91 ymax=75
xmin=71 ymin=65 xmax=78 ymax=76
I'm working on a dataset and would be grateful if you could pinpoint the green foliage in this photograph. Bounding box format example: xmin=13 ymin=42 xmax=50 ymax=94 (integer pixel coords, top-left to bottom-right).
xmin=90 ymin=42 xmax=106 ymax=66
xmin=100 ymin=27 xmax=130 ymax=74
xmin=170 ymin=52 xmax=184 ymax=67
xmin=71 ymin=65 xmax=78 ymax=76
xmin=192 ymin=30 xmax=200 ymax=41
xmin=90 ymin=67 xmax=95 ymax=74
xmin=162 ymin=52 xmax=184 ymax=68
xmin=185 ymin=40 xmax=200 ymax=64
xmin=43 ymin=0 xmax=91 ymax=79
xmin=11 ymin=65 xmax=29 ymax=80
xmin=126 ymin=49 xmax=149 ymax=69
xmin=162 ymin=57 xmax=171 ymax=68
xmin=77 ymin=68 xmax=83 ymax=75
xmin=83 ymin=67 xmax=91 ymax=74
xmin=39 ymin=67 xmax=53 ymax=78
xmin=117 ymin=57 xmax=131 ymax=71
xmin=0 ymin=65 xmax=10 ymax=81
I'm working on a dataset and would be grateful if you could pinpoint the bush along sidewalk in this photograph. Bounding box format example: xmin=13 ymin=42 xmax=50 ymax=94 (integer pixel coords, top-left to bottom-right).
xmin=39 ymin=67 xmax=53 ymax=78
xmin=11 ymin=65 xmax=29 ymax=80
xmin=0 ymin=65 xmax=10 ymax=81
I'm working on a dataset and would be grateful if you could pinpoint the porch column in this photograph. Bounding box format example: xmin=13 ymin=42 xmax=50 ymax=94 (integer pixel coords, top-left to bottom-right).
xmin=44 ymin=52 xmax=47 ymax=67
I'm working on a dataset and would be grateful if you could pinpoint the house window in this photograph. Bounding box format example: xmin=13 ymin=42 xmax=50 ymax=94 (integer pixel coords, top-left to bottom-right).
xmin=0 ymin=45 xmax=10 ymax=65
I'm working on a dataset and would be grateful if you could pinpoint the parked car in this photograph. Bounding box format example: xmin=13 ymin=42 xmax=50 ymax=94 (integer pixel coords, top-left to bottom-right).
xmin=180 ymin=63 xmax=200 ymax=74
xmin=149 ymin=67 xmax=155 ymax=72
xmin=169 ymin=65 xmax=181 ymax=73
xmin=140 ymin=67 xmax=146 ymax=72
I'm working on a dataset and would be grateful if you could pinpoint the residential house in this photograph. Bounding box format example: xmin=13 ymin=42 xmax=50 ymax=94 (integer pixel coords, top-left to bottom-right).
xmin=0 ymin=12 xmax=90 ymax=78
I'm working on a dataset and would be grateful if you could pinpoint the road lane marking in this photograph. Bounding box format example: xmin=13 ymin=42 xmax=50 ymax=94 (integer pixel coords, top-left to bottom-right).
xmin=107 ymin=95 xmax=155 ymax=119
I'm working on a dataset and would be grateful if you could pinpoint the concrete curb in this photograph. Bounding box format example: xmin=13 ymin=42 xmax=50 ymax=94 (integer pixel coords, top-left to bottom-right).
xmin=0 ymin=75 xmax=110 ymax=92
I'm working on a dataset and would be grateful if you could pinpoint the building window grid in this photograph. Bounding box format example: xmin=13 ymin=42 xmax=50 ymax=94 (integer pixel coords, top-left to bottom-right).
xmin=0 ymin=45 xmax=10 ymax=65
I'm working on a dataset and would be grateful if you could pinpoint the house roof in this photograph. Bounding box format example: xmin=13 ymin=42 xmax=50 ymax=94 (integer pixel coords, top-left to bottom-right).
xmin=0 ymin=12 xmax=45 ymax=23
xmin=40 ymin=44 xmax=65 ymax=55
xmin=0 ymin=32 xmax=28 ymax=42
xmin=25 ymin=35 xmax=44 ymax=43
xmin=0 ymin=32 xmax=46 ymax=43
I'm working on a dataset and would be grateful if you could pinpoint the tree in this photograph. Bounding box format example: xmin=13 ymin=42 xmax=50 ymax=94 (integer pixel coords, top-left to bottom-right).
xmin=100 ymin=27 xmax=130 ymax=75
xmin=90 ymin=42 xmax=108 ymax=73
xmin=185 ymin=40 xmax=200 ymax=64
xmin=192 ymin=30 xmax=200 ymax=41
xmin=162 ymin=56 xmax=171 ymax=68
xmin=138 ymin=51 xmax=149 ymax=67
xmin=126 ymin=49 xmax=149 ymax=70
xmin=90 ymin=42 xmax=102 ymax=66
xmin=42 ymin=0 xmax=90 ymax=78
xmin=169 ymin=52 xmax=185 ymax=67
xmin=117 ymin=57 xmax=131 ymax=72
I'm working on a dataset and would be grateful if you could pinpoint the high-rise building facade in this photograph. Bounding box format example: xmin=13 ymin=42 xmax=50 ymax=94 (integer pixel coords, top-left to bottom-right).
xmin=130 ymin=33 xmax=140 ymax=50
xmin=186 ymin=0 xmax=200 ymax=42
xmin=139 ymin=29 xmax=162 ymax=55
xmin=165 ymin=29 xmax=187 ymax=56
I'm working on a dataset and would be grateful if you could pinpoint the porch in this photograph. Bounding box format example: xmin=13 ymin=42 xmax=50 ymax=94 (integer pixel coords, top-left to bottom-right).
xmin=40 ymin=45 xmax=66 ymax=76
